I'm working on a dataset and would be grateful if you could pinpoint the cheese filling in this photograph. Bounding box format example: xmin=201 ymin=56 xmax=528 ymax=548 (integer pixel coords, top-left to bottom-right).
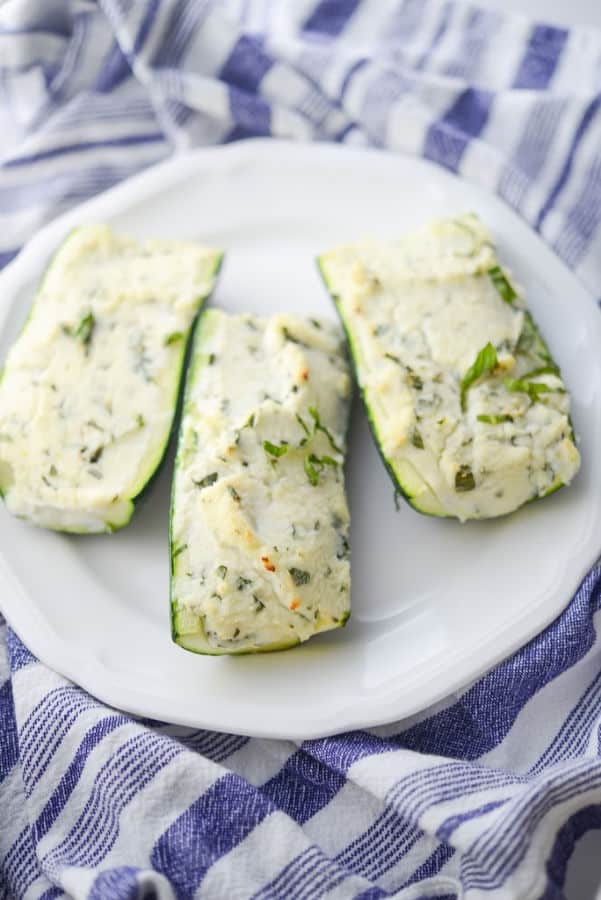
xmin=170 ymin=310 xmax=351 ymax=654
xmin=0 ymin=225 xmax=222 ymax=532
xmin=319 ymin=214 xmax=580 ymax=521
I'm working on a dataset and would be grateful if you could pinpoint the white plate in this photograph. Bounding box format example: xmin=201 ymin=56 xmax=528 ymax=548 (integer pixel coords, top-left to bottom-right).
xmin=0 ymin=140 xmax=599 ymax=740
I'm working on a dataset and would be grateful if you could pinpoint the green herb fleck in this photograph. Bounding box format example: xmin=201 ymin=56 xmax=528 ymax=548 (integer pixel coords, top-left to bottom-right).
xmin=254 ymin=595 xmax=265 ymax=612
xmin=229 ymin=486 xmax=241 ymax=502
xmin=408 ymin=372 xmax=423 ymax=391
xmin=308 ymin=406 xmax=342 ymax=454
xmin=63 ymin=312 xmax=95 ymax=349
xmin=237 ymin=576 xmax=252 ymax=590
xmin=289 ymin=568 xmax=311 ymax=586
xmin=264 ymin=440 xmax=288 ymax=459
xmin=296 ymin=414 xmax=310 ymax=437
xmin=488 ymin=266 xmax=517 ymax=304
xmin=504 ymin=377 xmax=563 ymax=403
xmin=384 ymin=352 xmax=402 ymax=365
xmin=216 ymin=565 xmax=227 ymax=579
xmin=49 ymin=464 xmax=58 ymax=477
xmin=477 ymin=414 xmax=514 ymax=424
xmin=164 ymin=331 xmax=183 ymax=346
xmin=89 ymin=446 xmax=103 ymax=464
xmin=194 ymin=472 xmax=218 ymax=489
xmin=411 ymin=429 xmax=424 ymax=449
xmin=460 ymin=342 xmax=498 ymax=411
xmin=455 ymin=465 xmax=476 ymax=492
xmin=173 ymin=544 xmax=188 ymax=560
xmin=304 ymin=455 xmax=319 ymax=486
xmin=136 ymin=414 xmax=145 ymax=428
xmin=209 ymin=353 xmax=216 ymax=365
xmin=520 ymin=365 xmax=560 ymax=380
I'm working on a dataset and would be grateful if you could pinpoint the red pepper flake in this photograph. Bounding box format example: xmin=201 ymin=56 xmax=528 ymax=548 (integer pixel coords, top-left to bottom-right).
xmin=299 ymin=368 xmax=309 ymax=382
xmin=261 ymin=556 xmax=276 ymax=572
xmin=290 ymin=599 xmax=300 ymax=611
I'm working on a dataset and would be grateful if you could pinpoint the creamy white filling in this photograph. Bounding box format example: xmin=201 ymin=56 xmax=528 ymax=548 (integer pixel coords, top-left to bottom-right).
xmin=0 ymin=225 xmax=221 ymax=531
xmin=171 ymin=311 xmax=351 ymax=652
xmin=320 ymin=214 xmax=580 ymax=520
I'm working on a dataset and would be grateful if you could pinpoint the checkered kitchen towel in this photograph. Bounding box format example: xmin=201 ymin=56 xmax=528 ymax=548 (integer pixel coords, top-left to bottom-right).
xmin=2 ymin=1 xmax=601 ymax=898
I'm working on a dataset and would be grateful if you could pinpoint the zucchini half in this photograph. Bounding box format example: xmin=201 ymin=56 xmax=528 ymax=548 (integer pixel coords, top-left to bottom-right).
xmin=0 ymin=225 xmax=222 ymax=532
xmin=318 ymin=214 xmax=580 ymax=522
xmin=170 ymin=309 xmax=351 ymax=655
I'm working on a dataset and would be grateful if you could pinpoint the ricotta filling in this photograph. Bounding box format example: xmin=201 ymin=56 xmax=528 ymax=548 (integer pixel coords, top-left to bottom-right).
xmin=0 ymin=225 xmax=221 ymax=531
xmin=320 ymin=214 xmax=580 ymax=520
xmin=171 ymin=311 xmax=351 ymax=652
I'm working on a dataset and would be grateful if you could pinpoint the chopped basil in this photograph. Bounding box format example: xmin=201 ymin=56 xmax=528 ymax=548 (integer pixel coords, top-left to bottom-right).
xmin=460 ymin=342 xmax=498 ymax=411
xmin=516 ymin=312 xmax=554 ymax=366
xmin=49 ymin=464 xmax=58 ymax=477
xmin=173 ymin=544 xmax=188 ymax=560
xmin=164 ymin=331 xmax=183 ymax=346
xmin=264 ymin=440 xmax=288 ymax=459
xmin=384 ymin=352 xmax=402 ymax=365
xmin=455 ymin=465 xmax=476 ymax=492
xmin=477 ymin=414 xmax=514 ymax=424
xmin=488 ymin=266 xmax=517 ymax=304
xmin=63 ymin=312 xmax=95 ymax=349
xmin=407 ymin=372 xmax=423 ymax=391
xmin=253 ymin=595 xmax=265 ymax=612
xmin=136 ymin=414 xmax=145 ymax=428
xmin=193 ymin=472 xmax=218 ymax=489
xmin=89 ymin=446 xmax=103 ymax=464
xmin=228 ymin=486 xmax=241 ymax=502
xmin=304 ymin=455 xmax=319 ymax=487
xmin=289 ymin=568 xmax=311 ymax=586
xmin=308 ymin=406 xmax=342 ymax=454
xmin=237 ymin=576 xmax=252 ymax=590
xmin=304 ymin=452 xmax=339 ymax=487
xmin=521 ymin=365 xmax=560 ymax=380
xmin=216 ymin=565 xmax=227 ymax=579
xmin=209 ymin=353 xmax=216 ymax=365
xmin=296 ymin=413 xmax=310 ymax=437
xmin=411 ymin=428 xmax=424 ymax=449
xmin=282 ymin=326 xmax=299 ymax=343
xmin=504 ymin=377 xmax=563 ymax=403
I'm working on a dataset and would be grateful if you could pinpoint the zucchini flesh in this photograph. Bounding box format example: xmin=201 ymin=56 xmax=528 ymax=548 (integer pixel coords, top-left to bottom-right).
xmin=318 ymin=214 xmax=580 ymax=521
xmin=170 ymin=309 xmax=351 ymax=655
xmin=0 ymin=225 xmax=222 ymax=532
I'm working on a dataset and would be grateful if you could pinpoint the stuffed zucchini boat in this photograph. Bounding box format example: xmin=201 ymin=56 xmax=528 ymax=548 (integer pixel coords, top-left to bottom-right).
xmin=0 ymin=225 xmax=222 ymax=532
xmin=318 ymin=214 xmax=580 ymax=521
xmin=170 ymin=309 xmax=351 ymax=655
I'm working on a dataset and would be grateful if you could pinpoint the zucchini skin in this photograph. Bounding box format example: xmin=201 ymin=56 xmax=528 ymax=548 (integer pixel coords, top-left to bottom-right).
xmin=170 ymin=309 xmax=352 ymax=655
xmin=0 ymin=228 xmax=223 ymax=533
xmin=129 ymin=253 xmax=224 ymax=517
xmin=317 ymin=217 xmax=580 ymax=521
xmin=317 ymin=259 xmax=448 ymax=519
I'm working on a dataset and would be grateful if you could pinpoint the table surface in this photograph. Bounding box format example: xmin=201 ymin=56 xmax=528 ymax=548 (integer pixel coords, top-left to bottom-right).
xmin=478 ymin=4 xmax=601 ymax=898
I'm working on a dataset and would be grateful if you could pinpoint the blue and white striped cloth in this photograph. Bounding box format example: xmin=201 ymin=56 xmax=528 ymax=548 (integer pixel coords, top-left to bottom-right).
xmin=1 ymin=1 xmax=601 ymax=897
